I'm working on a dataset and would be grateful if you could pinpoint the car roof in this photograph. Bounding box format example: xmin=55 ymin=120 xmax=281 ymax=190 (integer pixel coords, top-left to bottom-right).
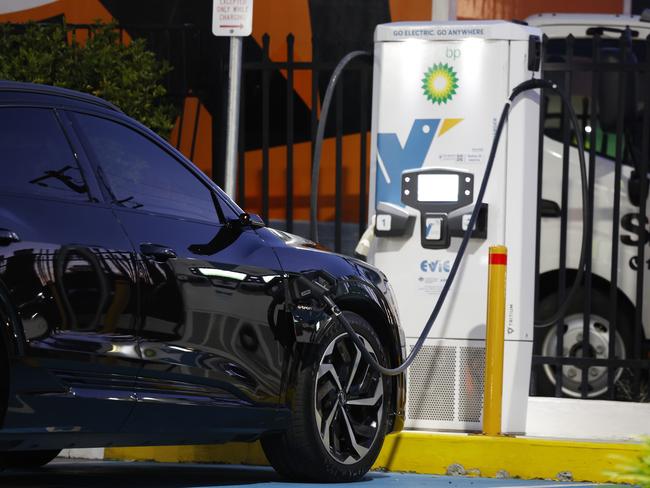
xmin=525 ymin=13 xmax=650 ymax=39
xmin=0 ymin=80 xmax=121 ymax=112
xmin=526 ymin=13 xmax=644 ymax=28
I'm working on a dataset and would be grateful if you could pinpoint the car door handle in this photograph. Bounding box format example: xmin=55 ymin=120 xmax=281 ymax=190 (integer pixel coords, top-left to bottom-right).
xmin=0 ymin=229 xmax=20 ymax=246
xmin=140 ymin=243 xmax=177 ymax=261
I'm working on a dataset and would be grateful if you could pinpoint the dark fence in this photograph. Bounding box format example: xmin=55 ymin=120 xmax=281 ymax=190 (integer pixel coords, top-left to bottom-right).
xmin=71 ymin=23 xmax=207 ymax=156
xmin=121 ymin=24 xmax=205 ymax=153
xmin=238 ymin=31 xmax=650 ymax=402
xmin=531 ymin=31 xmax=650 ymax=402
xmin=237 ymin=33 xmax=373 ymax=253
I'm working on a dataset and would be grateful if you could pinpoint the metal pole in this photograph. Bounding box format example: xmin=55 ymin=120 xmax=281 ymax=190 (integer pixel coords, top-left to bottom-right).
xmin=622 ymin=0 xmax=631 ymax=15
xmin=224 ymin=36 xmax=243 ymax=198
xmin=432 ymin=0 xmax=457 ymax=20
xmin=483 ymin=245 xmax=507 ymax=436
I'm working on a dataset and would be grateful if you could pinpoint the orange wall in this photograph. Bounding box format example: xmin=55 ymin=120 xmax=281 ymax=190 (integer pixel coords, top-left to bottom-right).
xmin=252 ymin=0 xmax=313 ymax=109
xmin=168 ymin=97 xmax=213 ymax=178
xmin=390 ymin=0 xmax=431 ymax=21
xmin=0 ymin=0 xmax=626 ymax=223
xmin=0 ymin=0 xmax=111 ymax=24
xmin=242 ymin=133 xmax=371 ymax=222
xmin=458 ymin=0 xmax=623 ymax=20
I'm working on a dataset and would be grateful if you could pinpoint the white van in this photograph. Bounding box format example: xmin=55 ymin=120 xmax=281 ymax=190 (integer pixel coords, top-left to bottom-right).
xmin=526 ymin=13 xmax=650 ymax=399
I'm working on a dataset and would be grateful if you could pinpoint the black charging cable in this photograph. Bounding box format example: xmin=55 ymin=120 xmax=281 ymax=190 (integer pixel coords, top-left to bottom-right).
xmin=309 ymin=50 xmax=371 ymax=242
xmin=307 ymin=78 xmax=588 ymax=376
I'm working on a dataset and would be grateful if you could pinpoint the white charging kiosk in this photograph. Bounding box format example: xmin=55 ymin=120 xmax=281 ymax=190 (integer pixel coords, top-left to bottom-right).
xmin=367 ymin=21 xmax=541 ymax=433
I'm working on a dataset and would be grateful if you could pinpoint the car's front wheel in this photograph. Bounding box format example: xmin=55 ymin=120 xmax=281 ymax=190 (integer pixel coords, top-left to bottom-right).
xmin=262 ymin=311 xmax=390 ymax=482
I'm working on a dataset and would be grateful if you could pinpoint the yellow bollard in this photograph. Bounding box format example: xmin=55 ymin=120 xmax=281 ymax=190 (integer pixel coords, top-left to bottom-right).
xmin=482 ymin=245 xmax=508 ymax=436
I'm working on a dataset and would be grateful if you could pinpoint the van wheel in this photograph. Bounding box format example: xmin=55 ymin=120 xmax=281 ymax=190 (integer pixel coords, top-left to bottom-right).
xmin=534 ymin=288 xmax=633 ymax=399
xmin=0 ymin=450 xmax=61 ymax=469
xmin=261 ymin=312 xmax=390 ymax=482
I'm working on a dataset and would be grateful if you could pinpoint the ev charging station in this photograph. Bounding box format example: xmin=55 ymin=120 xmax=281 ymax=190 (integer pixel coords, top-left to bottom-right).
xmin=367 ymin=21 xmax=542 ymax=433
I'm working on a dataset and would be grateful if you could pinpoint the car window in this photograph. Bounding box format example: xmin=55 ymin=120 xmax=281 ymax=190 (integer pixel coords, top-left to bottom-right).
xmin=0 ymin=107 xmax=89 ymax=201
xmin=73 ymin=113 xmax=219 ymax=223
xmin=216 ymin=190 xmax=244 ymax=221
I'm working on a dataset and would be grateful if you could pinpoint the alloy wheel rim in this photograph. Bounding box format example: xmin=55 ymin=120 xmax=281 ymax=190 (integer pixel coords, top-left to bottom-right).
xmin=314 ymin=332 xmax=384 ymax=465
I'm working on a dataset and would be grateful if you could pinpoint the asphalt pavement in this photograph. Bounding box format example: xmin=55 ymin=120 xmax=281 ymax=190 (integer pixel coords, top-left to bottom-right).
xmin=0 ymin=460 xmax=620 ymax=488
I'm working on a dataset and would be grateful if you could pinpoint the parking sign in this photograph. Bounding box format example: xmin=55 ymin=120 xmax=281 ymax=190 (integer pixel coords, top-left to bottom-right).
xmin=212 ymin=0 xmax=253 ymax=37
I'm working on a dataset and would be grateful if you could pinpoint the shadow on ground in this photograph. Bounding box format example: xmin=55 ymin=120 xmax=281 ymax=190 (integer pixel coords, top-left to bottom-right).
xmin=0 ymin=459 xmax=616 ymax=488
xmin=0 ymin=460 xmax=391 ymax=487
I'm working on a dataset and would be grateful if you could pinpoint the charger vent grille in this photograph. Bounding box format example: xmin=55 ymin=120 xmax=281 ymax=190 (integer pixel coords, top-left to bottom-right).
xmin=406 ymin=344 xmax=485 ymax=425
xmin=458 ymin=346 xmax=485 ymax=422
xmin=407 ymin=345 xmax=456 ymax=421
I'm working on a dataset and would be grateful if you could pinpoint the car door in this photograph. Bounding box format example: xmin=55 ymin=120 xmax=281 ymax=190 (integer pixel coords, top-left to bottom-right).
xmin=0 ymin=107 xmax=140 ymax=432
xmin=70 ymin=111 xmax=286 ymax=434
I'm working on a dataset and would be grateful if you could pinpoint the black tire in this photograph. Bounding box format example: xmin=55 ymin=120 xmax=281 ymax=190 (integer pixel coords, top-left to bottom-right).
xmin=262 ymin=311 xmax=390 ymax=482
xmin=0 ymin=449 xmax=61 ymax=469
xmin=533 ymin=287 xmax=633 ymax=399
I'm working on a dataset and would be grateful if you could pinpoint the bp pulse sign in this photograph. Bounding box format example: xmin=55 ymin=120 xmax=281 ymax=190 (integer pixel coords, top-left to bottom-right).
xmin=212 ymin=0 xmax=253 ymax=37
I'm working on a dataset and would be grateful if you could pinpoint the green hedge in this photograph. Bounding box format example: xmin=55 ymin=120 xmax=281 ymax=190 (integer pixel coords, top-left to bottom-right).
xmin=0 ymin=22 xmax=176 ymax=138
xmin=610 ymin=437 xmax=650 ymax=487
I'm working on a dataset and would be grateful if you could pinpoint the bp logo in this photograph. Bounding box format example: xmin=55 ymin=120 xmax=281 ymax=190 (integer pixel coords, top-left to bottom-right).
xmin=422 ymin=63 xmax=459 ymax=105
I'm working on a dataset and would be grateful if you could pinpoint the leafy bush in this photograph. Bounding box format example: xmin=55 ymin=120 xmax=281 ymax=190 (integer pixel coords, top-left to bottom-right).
xmin=0 ymin=22 xmax=176 ymax=137
xmin=609 ymin=437 xmax=650 ymax=487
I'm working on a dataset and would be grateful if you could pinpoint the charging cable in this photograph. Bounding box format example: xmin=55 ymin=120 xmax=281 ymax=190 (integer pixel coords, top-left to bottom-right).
xmin=309 ymin=76 xmax=588 ymax=376
xmin=309 ymin=51 xmax=371 ymax=242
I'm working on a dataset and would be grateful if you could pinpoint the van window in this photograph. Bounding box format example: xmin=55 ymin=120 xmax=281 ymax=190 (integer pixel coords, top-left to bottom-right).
xmin=543 ymin=37 xmax=646 ymax=161
xmin=73 ymin=113 xmax=219 ymax=223
xmin=0 ymin=107 xmax=89 ymax=201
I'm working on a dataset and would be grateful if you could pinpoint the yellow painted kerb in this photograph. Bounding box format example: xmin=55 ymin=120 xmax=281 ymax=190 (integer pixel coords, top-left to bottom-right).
xmin=106 ymin=432 xmax=642 ymax=483
xmin=374 ymin=432 xmax=642 ymax=482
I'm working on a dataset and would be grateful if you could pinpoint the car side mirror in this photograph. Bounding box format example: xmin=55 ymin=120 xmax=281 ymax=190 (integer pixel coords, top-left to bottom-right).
xmin=237 ymin=212 xmax=265 ymax=228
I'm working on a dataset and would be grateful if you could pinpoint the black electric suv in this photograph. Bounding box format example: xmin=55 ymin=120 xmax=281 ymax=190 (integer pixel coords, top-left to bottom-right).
xmin=0 ymin=81 xmax=405 ymax=482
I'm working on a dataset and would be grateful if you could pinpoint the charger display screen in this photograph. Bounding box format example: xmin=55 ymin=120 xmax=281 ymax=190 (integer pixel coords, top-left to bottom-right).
xmin=417 ymin=174 xmax=459 ymax=202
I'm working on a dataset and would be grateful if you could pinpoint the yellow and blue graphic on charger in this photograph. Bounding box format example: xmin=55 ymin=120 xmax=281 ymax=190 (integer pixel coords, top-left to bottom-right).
xmin=376 ymin=118 xmax=462 ymax=207
xmin=422 ymin=63 xmax=459 ymax=105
